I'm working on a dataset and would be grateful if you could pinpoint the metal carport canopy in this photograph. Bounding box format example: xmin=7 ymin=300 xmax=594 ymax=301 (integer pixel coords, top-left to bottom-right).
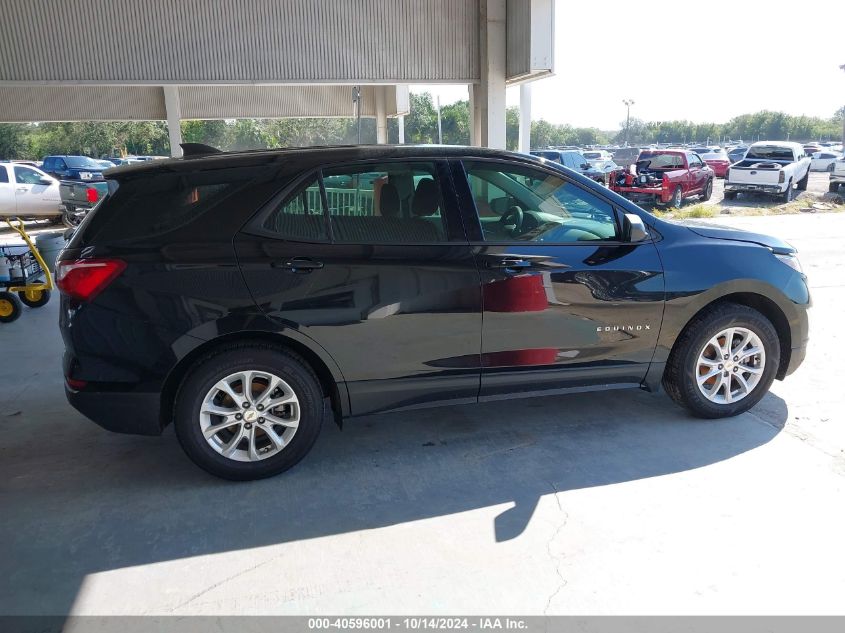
xmin=0 ymin=0 xmax=554 ymax=150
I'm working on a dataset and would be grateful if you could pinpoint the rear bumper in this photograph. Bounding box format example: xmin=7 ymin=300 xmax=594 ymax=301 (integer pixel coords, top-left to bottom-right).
xmin=724 ymin=182 xmax=785 ymax=194
xmin=610 ymin=186 xmax=669 ymax=204
xmin=66 ymin=384 xmax=162 ymax=436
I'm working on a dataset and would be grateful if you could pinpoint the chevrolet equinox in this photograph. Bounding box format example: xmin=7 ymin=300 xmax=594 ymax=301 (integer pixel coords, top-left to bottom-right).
xmin=57 ymin=144 xmax=809 ymax=480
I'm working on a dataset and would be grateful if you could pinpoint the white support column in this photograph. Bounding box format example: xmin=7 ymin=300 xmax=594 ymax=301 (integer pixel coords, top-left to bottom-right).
xmin=163 ymin=86 xmax=183 ymax=157
xmin=474 ymin=0 xmax=507 ymax=149
xmin=469 ymin=84 xmax=483 ymax=146
xmin=398 ymin=115 xmax=405 ymax=144
xmin=519 ymin=83 xmax=532 ymax=153
xmin=375 ymin=86 xmax=388 ymax=144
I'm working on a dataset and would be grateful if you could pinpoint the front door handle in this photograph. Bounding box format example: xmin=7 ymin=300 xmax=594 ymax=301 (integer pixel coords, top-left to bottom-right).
xmin=273 ymin=257 xmax=324 ymax=273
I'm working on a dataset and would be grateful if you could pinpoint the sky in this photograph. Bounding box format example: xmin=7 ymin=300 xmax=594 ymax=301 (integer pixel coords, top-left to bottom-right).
xmin=412 ymin=0 xmax=845 ymax=131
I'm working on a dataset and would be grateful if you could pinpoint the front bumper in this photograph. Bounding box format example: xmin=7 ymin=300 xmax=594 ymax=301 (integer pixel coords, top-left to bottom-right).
xmin=725 ymin=182 xmax=784 ymax=195
xmin=66 ymin=383 xmax=162 ymax=436
xmin=784 ymin=340 xmax=808 ymax=377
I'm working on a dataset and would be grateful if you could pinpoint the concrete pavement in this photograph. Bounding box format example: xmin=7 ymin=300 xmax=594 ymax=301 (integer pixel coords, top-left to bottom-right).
xmin=1 ymin=213 xmax=844 ymax=615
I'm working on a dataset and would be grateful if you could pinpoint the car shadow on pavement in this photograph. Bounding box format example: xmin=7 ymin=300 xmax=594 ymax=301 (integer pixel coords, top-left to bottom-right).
xmin=0 ymin=380 xmax=786 ymax=615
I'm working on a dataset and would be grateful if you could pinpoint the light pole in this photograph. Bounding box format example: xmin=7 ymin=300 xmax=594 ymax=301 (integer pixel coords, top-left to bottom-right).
xmin=623 ymin=99 xmax=635 ymax=146
xmin=840 ymin=64 xmax=845 ymax=147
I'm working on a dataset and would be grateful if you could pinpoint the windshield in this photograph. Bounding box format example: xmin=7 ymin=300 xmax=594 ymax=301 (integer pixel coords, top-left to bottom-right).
xmin=637 ymin=152 xmax=686 ymax=169
xmin=64 ymin=156 xmax=105 ymax=169
xmin=746 ymin=146 xmax=796 ymax=161
xmin=531 ymin=151 xmax=561 ymax=162
xmin=583 ymin=152 xmax=602 ymax=159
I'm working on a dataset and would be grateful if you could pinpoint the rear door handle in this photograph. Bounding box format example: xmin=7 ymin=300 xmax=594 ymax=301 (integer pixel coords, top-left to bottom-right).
xmin=485 ymin=256 xmax=531 ymax=269
xmin=272 ymin=257 xmax=324 ymax=273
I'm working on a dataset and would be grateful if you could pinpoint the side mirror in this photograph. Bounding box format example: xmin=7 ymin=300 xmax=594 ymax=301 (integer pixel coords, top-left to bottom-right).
xmin=623 ymin=213 xmax=650 ymax=242
xmin=38 ymin=177 xmax=53 ymax=185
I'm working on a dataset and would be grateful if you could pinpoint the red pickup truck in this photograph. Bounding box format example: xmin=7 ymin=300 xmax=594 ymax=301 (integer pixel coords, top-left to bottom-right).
xmin=609 ymin=150 xmax=714 ymax=207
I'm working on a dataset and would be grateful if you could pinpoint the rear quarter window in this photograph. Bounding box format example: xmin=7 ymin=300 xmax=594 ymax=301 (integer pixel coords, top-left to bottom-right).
xmin=80 ymin=167 xmax=256 ymax=244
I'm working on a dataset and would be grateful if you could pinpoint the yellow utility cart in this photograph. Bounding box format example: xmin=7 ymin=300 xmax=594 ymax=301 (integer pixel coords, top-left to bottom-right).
xmin=0 ymin=218 xmax=55 ymax=323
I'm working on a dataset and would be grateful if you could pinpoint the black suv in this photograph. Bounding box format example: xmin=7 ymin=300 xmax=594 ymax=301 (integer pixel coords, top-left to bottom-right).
xmin=57 ymin=145 xmax=809 ymax=480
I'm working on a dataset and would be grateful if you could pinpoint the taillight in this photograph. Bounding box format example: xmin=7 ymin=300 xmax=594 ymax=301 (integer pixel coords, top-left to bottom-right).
xmin=85 ymin=187 xmax=99 ymax=203
xmin=725 ymin=168 xmax=730 ymax=180
xmin=778 ymin=170 xmax=785 ymax=184
xmin=662 ymin=174 xmax=669 ymax=188
xmin=56 ymin=258 xmax=126 ymax=302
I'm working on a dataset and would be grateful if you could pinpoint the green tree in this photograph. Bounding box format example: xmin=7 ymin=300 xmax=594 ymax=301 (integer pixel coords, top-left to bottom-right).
xmin=0 ymin=123 xmax=28 ymax=159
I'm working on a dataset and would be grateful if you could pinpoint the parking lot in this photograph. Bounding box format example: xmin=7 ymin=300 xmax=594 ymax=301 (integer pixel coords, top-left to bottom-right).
xmin=1 ymin=211 xmax=844 ymax=615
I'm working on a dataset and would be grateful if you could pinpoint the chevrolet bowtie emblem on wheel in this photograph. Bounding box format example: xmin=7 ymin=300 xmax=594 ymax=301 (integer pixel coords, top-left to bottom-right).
xmin=598 ymin=325 xmax=651 ymax=332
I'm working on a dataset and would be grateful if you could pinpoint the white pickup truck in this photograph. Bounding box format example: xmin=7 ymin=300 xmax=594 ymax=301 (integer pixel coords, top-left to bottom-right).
xmin=830 ymin=157 xmax=845 ymax=193
xmin=724 ymin=141 xmax=811 ymax=202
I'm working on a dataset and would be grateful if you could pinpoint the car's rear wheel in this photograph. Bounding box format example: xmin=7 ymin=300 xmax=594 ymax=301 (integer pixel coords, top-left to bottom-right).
xmin=781 ymin=180 xmax=794 ymax=202
xmin=701 ymin=178 xmax=713 ymax=201
xmin=668 ymin=185 xmax=683 ymax=208
xmin=663 ymin=303 xmax=780 ymax=419
xmin=724 ymin=191 xmax=737 ymax=201
xmin=174 ymin=344 xmax=324 ymax=480
xmin=830 ymin=182 xmax=841 ymax=193
xmin=827 ymin=163 xmax=835 ymax=173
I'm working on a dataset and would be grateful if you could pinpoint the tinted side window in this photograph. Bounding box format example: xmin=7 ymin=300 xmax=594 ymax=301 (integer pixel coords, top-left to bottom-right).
xmin=464 ymin=161 xmax=618 ymax=243
xmin=263 ymin=175 xmax=328 ymax=242
xmin=14 ymin=166 xmax=43 ymax=184
xmin=0 ymin=167 xmax=8 ymax=183
xmin=322 ymin=162 xmax=449 ymax=243
xmin=87 ymin=168 xmax=254 ymax=242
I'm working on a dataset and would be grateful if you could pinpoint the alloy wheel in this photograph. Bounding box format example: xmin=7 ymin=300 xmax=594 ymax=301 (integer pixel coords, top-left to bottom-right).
xmin=695 ymin=327 xmax=765 ymax=405
xmin=199 ymin=370 xmax=300 ymax=462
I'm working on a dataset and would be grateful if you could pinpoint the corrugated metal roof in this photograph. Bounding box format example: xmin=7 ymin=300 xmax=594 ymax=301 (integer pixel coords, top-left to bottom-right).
xmin=0 ymin=85 xmax=409 ymax=122
xmin=0 ymin=0 xmax=479 ymax=84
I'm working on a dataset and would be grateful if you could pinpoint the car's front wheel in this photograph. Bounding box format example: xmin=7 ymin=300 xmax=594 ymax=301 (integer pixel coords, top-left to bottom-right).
xmin=174 ymin=344 xmax=324 ymax=480
xmin=663 ymin=303 xmax=780 ymax=418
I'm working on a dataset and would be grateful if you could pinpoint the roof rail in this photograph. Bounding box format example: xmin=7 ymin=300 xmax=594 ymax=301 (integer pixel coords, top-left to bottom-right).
xmin=180 ymin=143 xmax=222 ymax=157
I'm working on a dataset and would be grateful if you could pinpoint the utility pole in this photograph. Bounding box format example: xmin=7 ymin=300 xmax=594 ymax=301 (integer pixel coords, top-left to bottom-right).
xmin=436 ymin=95 xmax=443 ymax=144
xmin=352 ymin=86 xmax=362 ymax=144
xmin=623 ymin=99 xmax=634 ymax=146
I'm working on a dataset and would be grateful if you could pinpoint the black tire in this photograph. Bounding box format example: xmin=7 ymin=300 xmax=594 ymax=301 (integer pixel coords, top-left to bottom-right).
xmin=174 ymin=343 xmax=324 ymax=480
xmin=18 ymin=287 xmax=51 ymax=308
xmin=701 ymin=178 xmax=713 ymax=201
xmin=724 ymin=191 xmax=737 ymax=201
xmin=830 ymin=182 xmax=841 ymax=193
xmin=668 ymin=185 xmax=683 ymax=208
xmin=797 ymin=169 xmax=809 ymax=191
xmin=62 ymin=206 xmax=82 ymax=229
xmin=827 ymin=163 xmax=835 ymax=173
xmin=780 ymin=180 xmax=793 ymax=202
xmin=663 ymin=302 xmax=780 ymax=419
xmin=0 ymin=291 xmax=23 ymax=323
